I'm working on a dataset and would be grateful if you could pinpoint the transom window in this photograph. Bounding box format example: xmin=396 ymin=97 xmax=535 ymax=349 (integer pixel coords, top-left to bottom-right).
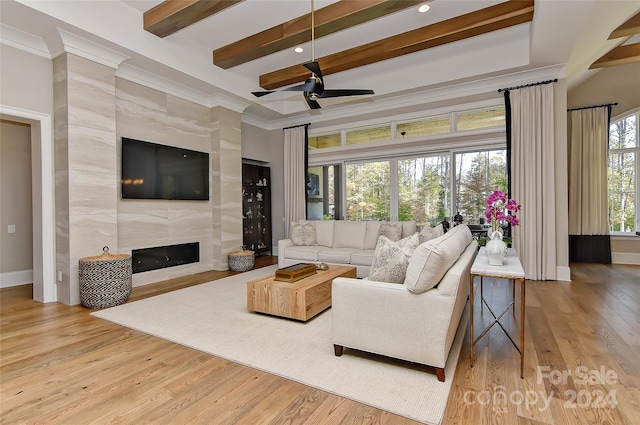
xmin=309 ymin=106 xmax=505 ymax=149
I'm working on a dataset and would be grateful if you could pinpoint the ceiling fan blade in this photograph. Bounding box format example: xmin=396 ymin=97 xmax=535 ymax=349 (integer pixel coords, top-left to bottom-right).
xmin=252 ymin=91 xmax=275 ymax=97
xmin=320 ymin=89 xmax=375 ymax=98
xmin=304 ymin=92 xmax=321 ymax=110
xmin=303 ymin=61 xmax=323 ymax=80
xmin=282 ymin=79 xmax=317 ymax=93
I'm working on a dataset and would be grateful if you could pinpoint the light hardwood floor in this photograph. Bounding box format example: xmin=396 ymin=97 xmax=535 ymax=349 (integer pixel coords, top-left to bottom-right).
xmin=1 ymin=258 xmax=639 ymax=424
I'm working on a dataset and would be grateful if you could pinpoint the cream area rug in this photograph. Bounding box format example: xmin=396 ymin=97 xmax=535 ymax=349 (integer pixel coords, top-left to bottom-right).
xmin=92 ymin=266 xmax=466 ymax=425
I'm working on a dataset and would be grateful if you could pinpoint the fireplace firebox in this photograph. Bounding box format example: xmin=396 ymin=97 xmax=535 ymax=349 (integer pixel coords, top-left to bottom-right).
xmin=132 ymin=242 xmax=199 ymax=273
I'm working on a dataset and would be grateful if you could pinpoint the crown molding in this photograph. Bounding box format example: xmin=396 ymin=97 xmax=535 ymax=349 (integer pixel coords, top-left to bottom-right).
xmin=1 ymin=20 xmax=565 ymax=133
xmin=44 ymin=28 xmax=130 ymax=69
xmin=117 ymin=63 xmax=211 ymax=107
xmin=117 ymin=63 xmax=252 ymax=113
xmin=0 ymin=24 xmax=50 ymax=58
xmin=209 ymin=93 xmax=252 ymax=114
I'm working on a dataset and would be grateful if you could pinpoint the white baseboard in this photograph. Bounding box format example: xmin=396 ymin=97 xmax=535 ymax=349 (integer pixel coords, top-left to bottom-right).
xmin=0 ymin=270 xmax=33 ymax=288
xmin=556 ymin=266 xmax=571 ymax=281
xmin=612 ymin=252 xmax=640 ymax=265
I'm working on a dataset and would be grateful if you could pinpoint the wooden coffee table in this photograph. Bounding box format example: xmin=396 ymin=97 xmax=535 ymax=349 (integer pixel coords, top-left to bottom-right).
xmin=246 ymin=265 xmax=357 ymax=321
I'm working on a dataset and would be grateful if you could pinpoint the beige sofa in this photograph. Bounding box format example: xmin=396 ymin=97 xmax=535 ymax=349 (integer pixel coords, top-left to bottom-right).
xmin=331 ymin=224 xmax=476 ymax=382
xmin=278 ymin=220 xmax=417 ymax=278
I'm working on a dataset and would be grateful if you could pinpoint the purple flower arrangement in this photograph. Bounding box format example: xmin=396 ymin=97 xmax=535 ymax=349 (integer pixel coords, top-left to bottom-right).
xmin=484 ymin=190 xmax=521 ymax=232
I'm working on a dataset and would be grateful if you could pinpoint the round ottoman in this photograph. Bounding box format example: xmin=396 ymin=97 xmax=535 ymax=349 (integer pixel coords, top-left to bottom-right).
xmin=228 ymin=249 xmax=255 ymax=272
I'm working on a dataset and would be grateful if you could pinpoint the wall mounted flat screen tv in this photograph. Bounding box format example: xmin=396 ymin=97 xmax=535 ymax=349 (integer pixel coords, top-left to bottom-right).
xmin=121 ymin=137 xmax=209 ymax=200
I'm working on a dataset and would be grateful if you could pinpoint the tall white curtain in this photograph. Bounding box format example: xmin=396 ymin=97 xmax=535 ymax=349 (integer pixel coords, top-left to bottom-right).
xmin=568 ymin=107 xmax=610 ymax=235
xmin=284 ymin=126 xmax=307 ymax=238
xmin=510 ymin=84 xmax=557 ymax=280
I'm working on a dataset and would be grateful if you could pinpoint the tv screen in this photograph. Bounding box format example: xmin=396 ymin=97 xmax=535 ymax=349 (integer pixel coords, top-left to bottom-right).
xmin=121 ymin=137 xmax=209 ymax=200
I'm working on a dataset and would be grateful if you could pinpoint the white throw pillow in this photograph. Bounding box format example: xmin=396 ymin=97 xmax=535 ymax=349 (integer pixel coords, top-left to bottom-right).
xmin=369 ymin=233 xmax=420 ymax=284
xmin=364 ymin=221 xmax=383 ymax=249
xmin=377 ymin=221 xmax=403 ymax=242
xmin=418 ymin=225 xmax=439 ymax=244
xmin=290 ymin=222 xmax=317 ymax=246
xmin=404 ymin=224 xmax=472 ymax=293
xmin=333 ymin=221 xmax=367 ymax=249
xmin=313 ymin=220 xmax=335 ymax=247
xmin=433 ymin=223 xmax=445 ymax=237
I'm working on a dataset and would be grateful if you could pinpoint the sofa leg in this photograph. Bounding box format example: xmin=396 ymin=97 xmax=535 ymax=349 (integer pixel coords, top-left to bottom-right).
xmin=435 ymin=367 xmax=445 ymax=382
xmin=334 ymin=344 xmax=344 ymax=357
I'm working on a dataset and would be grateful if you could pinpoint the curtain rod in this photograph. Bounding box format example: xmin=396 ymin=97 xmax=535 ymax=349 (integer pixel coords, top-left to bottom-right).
xmin=567 ymin=102 xmax=618 ymax=112
xmin=283 ymin=123 xmax=310 ymax=130
xmin=498 ymin=79 xmax=558 ymax=93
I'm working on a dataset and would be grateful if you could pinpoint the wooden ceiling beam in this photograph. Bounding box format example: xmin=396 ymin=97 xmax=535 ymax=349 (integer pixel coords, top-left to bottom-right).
xmin=213 ymin=0 xmax=426 ymax=69
xmin=259 ymin=0 xmax=534 ymax=90
xmin=590 ymin=43 xmax=640 ymax=69
xmin=608 ymin=11 xmax=640 ymax=39
xmin=144 ymin=0 xmax=244 ymax=38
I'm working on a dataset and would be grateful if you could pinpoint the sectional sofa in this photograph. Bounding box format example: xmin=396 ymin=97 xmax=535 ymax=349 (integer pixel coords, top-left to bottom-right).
xmin=332 ymin=223 xmax=477 ymax=381
xmin=278 ymin=220 xmax=417 ymax=278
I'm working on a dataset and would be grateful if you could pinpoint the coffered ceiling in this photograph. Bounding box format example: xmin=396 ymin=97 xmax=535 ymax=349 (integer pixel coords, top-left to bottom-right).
xmin=1 ymin=0 xmax=638 ymax=126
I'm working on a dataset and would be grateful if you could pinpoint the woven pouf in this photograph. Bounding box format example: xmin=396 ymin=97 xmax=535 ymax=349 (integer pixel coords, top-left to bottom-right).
xmin=228 ymin=249 xmax=255 ymax=272
xmin=79 ymin=246 xmax=132 ymax=308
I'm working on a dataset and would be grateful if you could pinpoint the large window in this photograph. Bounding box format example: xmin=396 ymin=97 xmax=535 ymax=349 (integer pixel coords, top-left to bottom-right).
xmin=308 ymin=104 xmax=507 ymax=226
xmin=454 ymin=150 xmax=507 ymax=224
xmin=307 ymin=165 xmax=341 ymax=220
xmin=333 ymin=149 xmax=505 ymax=227
xmin=345 ymin=161 xmax=391 ymax=220
xmin=608 ymin=111 xmax=638 ymax=233
xmin=398 ymin=155 xmax=450 ymax=225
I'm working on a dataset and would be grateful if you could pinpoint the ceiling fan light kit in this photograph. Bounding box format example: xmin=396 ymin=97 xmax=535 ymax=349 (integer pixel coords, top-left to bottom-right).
xmin=251 ymin=0 xmax=374 ymax=110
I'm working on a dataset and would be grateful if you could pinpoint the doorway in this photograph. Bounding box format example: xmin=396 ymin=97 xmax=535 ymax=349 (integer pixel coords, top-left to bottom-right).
xmin=0 ymin=105 xmax=56 ymax=303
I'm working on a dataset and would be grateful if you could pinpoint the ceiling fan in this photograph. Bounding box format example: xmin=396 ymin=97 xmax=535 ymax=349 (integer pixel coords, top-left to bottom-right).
xmin=251 ymin=0 xmax=375 ymax=110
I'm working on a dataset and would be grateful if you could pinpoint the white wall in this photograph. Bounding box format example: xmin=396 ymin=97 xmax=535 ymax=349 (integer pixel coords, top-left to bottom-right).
xmin=241 ymin=122 xmax=285 ymax=245
xmin=0 ymin=46 xmax=53 ymax=113
xmin=0 ymin=44 xmax=56 ymax=301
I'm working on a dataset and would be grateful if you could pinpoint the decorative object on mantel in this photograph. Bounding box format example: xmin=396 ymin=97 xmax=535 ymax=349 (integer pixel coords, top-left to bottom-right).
xmin=228 ymin=247 xmax=255 ymax=272
xmin=483 ymin=190 xmax=521 ymax=265
xmin=79 ymin=246 xmax=132 ymax=308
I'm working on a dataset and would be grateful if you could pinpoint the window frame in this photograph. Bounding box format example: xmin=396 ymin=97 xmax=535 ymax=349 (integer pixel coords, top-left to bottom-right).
xmin=608 ymin=108 xmax=639 ymax=235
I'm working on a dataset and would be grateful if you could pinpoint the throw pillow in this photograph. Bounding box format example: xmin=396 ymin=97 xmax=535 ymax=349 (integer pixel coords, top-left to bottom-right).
xmin=418 ymin=225 xmax=438 ymax=244
xmin=418 ymin=223 xmax=446 ymax=244
xmin=377 ymin=221 xmax=403 ymax=242
xmin=290 ymin=222 xmax=317 ymax=246
xmin=404 ymin=224 xmax=472 ymax=293
xmin=369 ymin=233 xmax=420 ymax=283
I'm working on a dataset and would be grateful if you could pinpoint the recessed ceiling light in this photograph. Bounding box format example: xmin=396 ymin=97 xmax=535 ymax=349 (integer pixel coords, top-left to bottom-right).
xmin=295 ymin=47 xmax=304 ymax=53
xmin=418 ymin=4 xmax=430 ymax=13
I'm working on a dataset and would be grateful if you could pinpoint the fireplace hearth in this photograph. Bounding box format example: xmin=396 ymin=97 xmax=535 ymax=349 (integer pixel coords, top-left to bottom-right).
xmin=132 ymin=242 xmax=199 ymax=273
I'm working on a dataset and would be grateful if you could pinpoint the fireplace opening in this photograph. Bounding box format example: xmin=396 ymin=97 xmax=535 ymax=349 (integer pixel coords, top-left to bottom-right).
xmin=132 ymin=242 xmax=199 ymax=273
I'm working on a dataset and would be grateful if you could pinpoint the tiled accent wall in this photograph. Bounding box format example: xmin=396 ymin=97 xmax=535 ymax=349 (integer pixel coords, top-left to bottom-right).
xmin=211 ymin=106 xmax=243 ymax=270
xmin=53 ymin=58 xmax=243 ymax=304
xmin=54 ymin=53 xmax=118 ymax=305
xmin=115 ymin=80 xmax=242 ymax=286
